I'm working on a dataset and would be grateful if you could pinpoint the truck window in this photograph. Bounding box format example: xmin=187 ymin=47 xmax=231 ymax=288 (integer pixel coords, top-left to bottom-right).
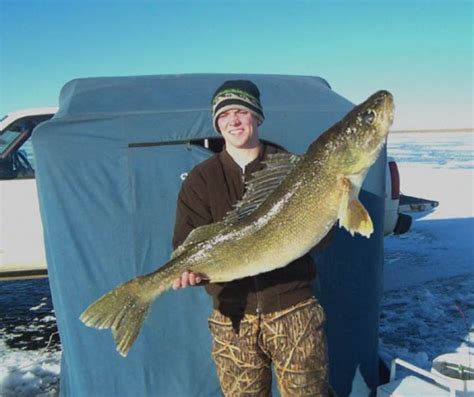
xmin=0 ymin=115 xmax=52 ymax=180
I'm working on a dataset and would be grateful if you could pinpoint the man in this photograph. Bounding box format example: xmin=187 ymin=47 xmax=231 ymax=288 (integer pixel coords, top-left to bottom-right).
xmin=172 ymin=80 xmax=332 ymax=396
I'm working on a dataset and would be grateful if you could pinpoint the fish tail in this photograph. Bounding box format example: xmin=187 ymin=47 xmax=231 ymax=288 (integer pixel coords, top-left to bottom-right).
xmin=80 ymin=275 xmax=162 ymax=357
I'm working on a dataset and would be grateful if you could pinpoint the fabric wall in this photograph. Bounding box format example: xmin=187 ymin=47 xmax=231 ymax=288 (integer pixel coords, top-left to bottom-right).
xmin=33 ymin=74 xmax=385 ymax=396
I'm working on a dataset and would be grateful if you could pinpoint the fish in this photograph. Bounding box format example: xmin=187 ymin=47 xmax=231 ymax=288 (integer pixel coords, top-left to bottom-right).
xmin=80 ymin=90 xmax=394 ymax=357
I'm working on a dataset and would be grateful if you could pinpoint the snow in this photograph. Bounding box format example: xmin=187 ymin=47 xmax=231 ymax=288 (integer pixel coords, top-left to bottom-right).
xmin=380 ymin=132 xmax=474 ymax=373
xmin=383 ymin=166 xmax=473 ymax=289
xmin=0 ymin=131 xmax=472 ymax=396
xmin=0 ymin=340 xmax=60 ymax=397
xmin=29 ymin=303 xmax=47 ymax=312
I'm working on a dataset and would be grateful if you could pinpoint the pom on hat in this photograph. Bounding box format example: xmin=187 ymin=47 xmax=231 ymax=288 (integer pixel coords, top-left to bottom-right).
xmin=211 ymin=80 xmax=265 ymax=133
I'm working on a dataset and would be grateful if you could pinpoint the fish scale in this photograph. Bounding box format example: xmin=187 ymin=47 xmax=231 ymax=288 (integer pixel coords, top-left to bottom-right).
xmin=80 ymin=90 xmax=394 ymax=357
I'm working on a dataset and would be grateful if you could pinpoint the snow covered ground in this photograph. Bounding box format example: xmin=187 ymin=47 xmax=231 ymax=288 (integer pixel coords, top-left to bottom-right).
xmin=0 ymin=288 xmax=60 ymax=397
xmin=0 ymin=131 xmax=472 ymax=396
xmin=380 ymin=131 xmax=474 ymax=372
xmin=0 ymin=342 xmax=60 ymax=397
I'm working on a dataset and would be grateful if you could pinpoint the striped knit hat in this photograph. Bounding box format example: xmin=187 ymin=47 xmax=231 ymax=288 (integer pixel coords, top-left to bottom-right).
xmin=211 ymin=80 xmax=265 ymax=133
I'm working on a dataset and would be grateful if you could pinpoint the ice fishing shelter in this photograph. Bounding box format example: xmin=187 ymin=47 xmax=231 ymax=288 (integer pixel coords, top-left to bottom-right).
xmin=33 ymin=74 xmax=386 ymax=396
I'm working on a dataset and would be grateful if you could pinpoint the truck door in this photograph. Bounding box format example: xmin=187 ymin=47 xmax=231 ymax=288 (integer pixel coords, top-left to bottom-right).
xmin=0 ymin=113 xmax=54 ymax=280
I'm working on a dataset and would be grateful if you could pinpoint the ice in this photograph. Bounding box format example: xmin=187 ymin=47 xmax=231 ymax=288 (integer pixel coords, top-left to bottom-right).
xmin=380 ymin=132 xmax=474 ymax=372
xmin=0 ymin=340 xmax=60 ymax=397
xmin=29 ymin=302 xmax=47 ymax=311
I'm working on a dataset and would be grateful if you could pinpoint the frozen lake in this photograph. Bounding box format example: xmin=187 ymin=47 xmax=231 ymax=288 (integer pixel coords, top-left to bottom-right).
xmin=0 ymin=131 xmax=473 ymax=396
xmin=380 ymin=131 xmax=474 ymax=371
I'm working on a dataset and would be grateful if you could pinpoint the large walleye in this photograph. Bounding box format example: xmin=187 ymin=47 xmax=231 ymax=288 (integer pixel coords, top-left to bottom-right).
xmin=80 ymin=90 xmax=394 ymax=357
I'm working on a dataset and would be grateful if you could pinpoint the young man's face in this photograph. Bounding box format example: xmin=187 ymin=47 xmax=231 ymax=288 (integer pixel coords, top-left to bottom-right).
xmin=217 ymin=109 xmax=260 ymax=149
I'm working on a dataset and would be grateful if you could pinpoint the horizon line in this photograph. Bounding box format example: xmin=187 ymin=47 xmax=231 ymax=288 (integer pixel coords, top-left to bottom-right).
xmin=391 ymin=128 xmax=474 ymax=133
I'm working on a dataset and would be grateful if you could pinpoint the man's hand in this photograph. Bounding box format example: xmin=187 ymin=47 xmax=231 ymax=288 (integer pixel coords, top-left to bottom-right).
xmin=172 ymin=271 xmax=208 ymax=290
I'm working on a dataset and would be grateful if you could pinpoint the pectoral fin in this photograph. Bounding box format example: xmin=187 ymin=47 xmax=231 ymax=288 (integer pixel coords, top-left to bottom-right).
xmin=338 ymin=176 xmax=374 ymax=238
xmin=340 ymin=198 xmax=373 ymax=238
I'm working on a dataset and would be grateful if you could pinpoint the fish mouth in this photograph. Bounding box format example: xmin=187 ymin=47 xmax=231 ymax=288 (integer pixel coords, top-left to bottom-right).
xmin=367 ymin=91 xmax=394 ymax=134
xmin=375 ymin=90 xmax=393 ymax=105
xmin=376 ymin=91 xmax=395 ymax=124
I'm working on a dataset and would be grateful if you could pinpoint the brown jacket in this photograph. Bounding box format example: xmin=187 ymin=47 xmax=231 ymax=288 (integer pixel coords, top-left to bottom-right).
xmin=173 ymin=143 xmax=331 ymax=316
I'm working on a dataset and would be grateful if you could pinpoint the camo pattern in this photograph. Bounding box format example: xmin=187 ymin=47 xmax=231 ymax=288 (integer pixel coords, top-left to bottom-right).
xmin=208 ymin=297 xmax=330 ymax=396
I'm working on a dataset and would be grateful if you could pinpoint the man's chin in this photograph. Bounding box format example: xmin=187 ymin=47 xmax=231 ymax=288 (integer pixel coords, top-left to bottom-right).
xmin=227 ymin=138 xmax=246 ymax=147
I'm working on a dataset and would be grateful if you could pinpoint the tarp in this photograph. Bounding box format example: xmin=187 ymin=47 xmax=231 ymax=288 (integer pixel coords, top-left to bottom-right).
xmin=33 ymin=74 xmax=386 ymax=396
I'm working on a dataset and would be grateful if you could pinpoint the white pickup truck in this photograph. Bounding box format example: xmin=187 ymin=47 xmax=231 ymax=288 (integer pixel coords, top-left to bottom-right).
xmin=0 ymin=108 xmax=411 ymax=280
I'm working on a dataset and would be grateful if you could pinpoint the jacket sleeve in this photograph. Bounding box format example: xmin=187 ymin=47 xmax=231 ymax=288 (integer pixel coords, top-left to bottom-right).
xmin=172 ymin=170 xmax=213 ymax=250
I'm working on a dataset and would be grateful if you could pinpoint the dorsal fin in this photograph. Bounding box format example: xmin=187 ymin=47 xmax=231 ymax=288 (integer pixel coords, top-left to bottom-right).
xmin=223 ymin=153 xmax=303 ymax=225
xmin=170 ymin=222 xmax=227 ymax=260
xmin=171 ymin=153 xmax=304 ymax=259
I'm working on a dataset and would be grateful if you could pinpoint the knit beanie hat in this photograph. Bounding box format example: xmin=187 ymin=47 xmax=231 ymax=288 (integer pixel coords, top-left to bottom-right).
xmin=211 ymin=80 xmax=265 ymax=133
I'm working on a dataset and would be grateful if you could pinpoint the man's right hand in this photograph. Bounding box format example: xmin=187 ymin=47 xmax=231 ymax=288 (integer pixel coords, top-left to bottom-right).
xmin=172 ymin=271 xmax=208 ymax=290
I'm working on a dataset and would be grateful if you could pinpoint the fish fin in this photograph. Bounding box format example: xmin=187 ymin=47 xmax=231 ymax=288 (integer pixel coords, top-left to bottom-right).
xmin=339 ymin=198 xmax=374 ymax=238
xmin=171 ymin=154 xmax=302 ymax=257
xmin=224 ymin=153 xmax=303 ymax=224
xmin=80 ymin=276 xmax=155 ymax=357
xmin=338 ymin=176 xmax=373 ymax=238
xmin=172 ymin=154 xmax=302 ymax=256
xmin=171 ymin=222 xmax=227 ymax=259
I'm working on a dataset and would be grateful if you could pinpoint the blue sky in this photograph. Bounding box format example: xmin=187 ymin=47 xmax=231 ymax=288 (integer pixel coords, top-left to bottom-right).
xmin=1 ymin=0 xmax=472 ymax=130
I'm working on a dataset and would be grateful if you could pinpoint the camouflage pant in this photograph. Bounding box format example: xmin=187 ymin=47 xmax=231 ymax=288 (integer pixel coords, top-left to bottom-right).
xmin=208 ymin=297 xmax=329 ymax=397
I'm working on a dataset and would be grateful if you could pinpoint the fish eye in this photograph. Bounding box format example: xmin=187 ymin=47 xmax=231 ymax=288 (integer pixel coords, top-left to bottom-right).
xmin=362 ymin=110 xmax=376 ymax=124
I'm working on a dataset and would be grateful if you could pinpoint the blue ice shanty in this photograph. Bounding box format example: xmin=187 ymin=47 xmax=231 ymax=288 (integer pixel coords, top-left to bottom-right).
xmin=33 ymin=74 xmax=386 ymax=396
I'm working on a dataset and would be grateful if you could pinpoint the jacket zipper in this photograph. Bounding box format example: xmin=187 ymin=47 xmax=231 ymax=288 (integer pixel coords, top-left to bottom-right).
xmin=254 ymin=277 xmax=261 ymax=313
xmin=242 ymin=166 xmax=261 ymax=314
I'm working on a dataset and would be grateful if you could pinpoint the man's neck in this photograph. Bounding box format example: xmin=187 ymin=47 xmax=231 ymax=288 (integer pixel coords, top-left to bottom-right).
xmin=225 ymin=142 xmax=262 ymax=170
